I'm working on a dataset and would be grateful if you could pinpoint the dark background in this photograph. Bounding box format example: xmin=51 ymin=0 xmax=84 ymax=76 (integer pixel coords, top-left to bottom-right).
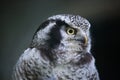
xmin=1 ymin=0 xmax=120 ymax=80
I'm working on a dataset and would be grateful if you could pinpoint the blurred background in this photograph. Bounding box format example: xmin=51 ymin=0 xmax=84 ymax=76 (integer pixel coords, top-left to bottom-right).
xmin=1 ymin=0 xmax=120 ymax=80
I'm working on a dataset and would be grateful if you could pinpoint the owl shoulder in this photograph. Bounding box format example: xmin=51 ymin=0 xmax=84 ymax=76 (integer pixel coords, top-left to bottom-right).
xmin=13 ymin=48 xmax=50 ymax=80
xmin=17 ymin=48 xmax=50 ymax=68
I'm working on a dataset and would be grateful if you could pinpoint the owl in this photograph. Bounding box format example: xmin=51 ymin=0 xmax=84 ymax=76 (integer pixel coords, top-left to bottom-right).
xmin=12 ymin=14 xmax=100 ymax=80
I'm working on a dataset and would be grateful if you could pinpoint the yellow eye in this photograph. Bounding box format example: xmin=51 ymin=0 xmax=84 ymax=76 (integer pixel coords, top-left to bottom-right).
xmin=67 ymin=28 xmax=76 ymax=35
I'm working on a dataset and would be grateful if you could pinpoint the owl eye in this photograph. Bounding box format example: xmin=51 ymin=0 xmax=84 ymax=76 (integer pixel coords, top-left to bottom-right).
xmin=66 ymin=28 xmax=76 ymax=35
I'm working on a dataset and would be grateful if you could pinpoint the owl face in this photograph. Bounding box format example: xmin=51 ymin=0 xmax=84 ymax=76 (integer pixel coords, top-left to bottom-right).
xmin=31 ymin=14 xmax=91 ymax=62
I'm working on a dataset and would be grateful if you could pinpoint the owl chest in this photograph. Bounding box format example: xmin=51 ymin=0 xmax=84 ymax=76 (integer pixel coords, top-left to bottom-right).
xmin=51 ymin=65 xmax=94 ymax=80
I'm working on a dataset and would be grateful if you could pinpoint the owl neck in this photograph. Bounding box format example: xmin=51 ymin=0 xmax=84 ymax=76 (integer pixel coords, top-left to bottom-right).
xmin=30 ymin=43 xmax=92 ymax=66
xmin=54 ymin=49 xmax=92 ymax=65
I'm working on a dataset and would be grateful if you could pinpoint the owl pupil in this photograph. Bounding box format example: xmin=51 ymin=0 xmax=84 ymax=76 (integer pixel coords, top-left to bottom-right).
xmin=69 ymin=30 xmax=73 ymax=33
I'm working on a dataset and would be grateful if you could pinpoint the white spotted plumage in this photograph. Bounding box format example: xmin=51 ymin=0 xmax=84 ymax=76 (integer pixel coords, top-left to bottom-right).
xmin=13 ymin=14 xmax=100 ymax=80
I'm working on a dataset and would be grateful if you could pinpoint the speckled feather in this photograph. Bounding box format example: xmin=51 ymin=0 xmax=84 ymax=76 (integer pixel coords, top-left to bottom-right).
xmin=12 ymin=14 xmax=100 ymax=80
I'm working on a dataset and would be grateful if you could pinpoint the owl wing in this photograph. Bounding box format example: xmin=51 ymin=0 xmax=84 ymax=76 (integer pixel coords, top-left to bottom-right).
xmin=12 ymin=48 xmax=51 ymax=80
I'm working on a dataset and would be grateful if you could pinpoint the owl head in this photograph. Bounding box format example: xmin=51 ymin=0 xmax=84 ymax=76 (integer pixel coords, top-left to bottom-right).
xmin=30 ymin=14 xmax=91 ymax=63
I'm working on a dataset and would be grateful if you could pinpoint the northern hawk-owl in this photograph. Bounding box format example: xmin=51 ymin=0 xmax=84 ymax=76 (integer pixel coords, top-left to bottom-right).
xmin=12 ymin=14 xmax=100 ymax=80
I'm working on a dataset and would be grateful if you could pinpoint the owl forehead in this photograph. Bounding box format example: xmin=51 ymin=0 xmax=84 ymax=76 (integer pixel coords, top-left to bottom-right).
xmin=48 ymin=14 xmax=90 ymax=30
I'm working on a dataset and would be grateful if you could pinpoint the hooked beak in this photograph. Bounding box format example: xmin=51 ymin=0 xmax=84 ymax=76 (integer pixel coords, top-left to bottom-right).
xmin=75 ymin=35 xmax=88 ymax=46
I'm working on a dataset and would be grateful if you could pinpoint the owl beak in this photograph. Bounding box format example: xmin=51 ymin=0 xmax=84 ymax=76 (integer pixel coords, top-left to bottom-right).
xmin=76 ymin=35 xmax=88 ymax=46
xmin=84 ymin=35 xmax=88 ymax=46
